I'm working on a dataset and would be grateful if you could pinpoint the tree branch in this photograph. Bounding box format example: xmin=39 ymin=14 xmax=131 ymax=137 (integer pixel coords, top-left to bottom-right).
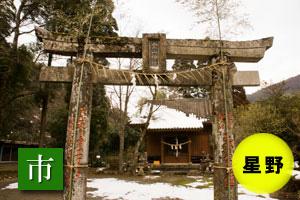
xmin=19 ymin=28 xmax=35 ymax=35
xmin=286 ymin=126 xmax=300 ymax=138
xmin=33 ymin=51 xmax=44 ymax=63
xmin=113 ymin=86 xmax=121 ymax=99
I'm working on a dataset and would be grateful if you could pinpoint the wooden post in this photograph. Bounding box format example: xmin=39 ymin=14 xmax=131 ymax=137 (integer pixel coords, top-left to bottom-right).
xmin=211 ymin=63 xmax=237 ymax=200
xmin=188 ymin=138 xmax=192 ymax=163
xmin=9 ymin=145 xmax=12 ymax=161
xmin=39 ymin=53 xmax=52 ymax=147
xmin=161 ymin=136 xmax=164 ymax=164
xmin=0 ymin=145 xmax=3 ymax=161
xmin=63 ymin=57 xmax=93 ymax=200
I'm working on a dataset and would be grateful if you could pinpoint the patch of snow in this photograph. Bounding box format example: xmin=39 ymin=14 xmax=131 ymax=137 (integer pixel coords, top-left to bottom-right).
xmin=87 ymin=178 xmax=214 ymax=200
xmin=295 ymin=161 xmax=299 ymax=168
xmin=144 ymin=175 xmax=160 ymax=180
xmin=150 ymin=170 xmax=161 ymax=174
xmin=238 ymin=185 xmax=276 ymax=200
xmin=238 ymin=195 xmax=276 ymax=200
xmin=87 ymin=178 xmax=278 ymax=200
xmin=186 ymin=181 xmax=210 ymax=188
xmin=292 ymin=170 xmax=300 ymax=180
xmin=96 ymin=167 xmax=107 ymax=173
xmin=1 ymin=182 xmax=18 ymax=190
xmin=186 ymin=176 xmax=211 ymax=188
xmin=186 ymin=175 xmax=203 ymax=180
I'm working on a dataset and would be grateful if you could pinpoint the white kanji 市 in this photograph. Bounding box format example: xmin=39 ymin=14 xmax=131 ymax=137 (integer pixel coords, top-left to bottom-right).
xmin=27 ymin=154 xmax=54 ymax=183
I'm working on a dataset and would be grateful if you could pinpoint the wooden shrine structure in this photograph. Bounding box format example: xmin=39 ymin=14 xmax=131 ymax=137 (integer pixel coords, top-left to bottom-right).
xmin=146 ymin=119 xmax=212 ymax=165
xmin=130 ymin=103 xmax=212 ymax=165
xmin=35 ymin=27 xmax=273 ymax=200
xmin=149 ymin=99 xmax=213 ymax=164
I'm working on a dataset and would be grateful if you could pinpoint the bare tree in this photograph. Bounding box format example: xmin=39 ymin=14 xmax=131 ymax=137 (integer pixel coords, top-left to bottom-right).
xmin=111 ymin=58 xmax=140 ymax=172
xmin=176 ymin=0 xmax=251 ymax=40
xmin=131 ymin=86 xmax=161 ymax=173
xmin=8 ymin=0 xmax=47 ymax=50
xmin=109 ymin=0 xmax=145 ymax=173
xmin=176 ymin=0 xmax=251 ymax=62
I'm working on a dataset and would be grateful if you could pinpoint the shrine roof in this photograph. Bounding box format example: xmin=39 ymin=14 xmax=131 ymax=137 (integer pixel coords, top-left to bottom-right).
xmin=130 ymin=105 xmax=208 ymax=131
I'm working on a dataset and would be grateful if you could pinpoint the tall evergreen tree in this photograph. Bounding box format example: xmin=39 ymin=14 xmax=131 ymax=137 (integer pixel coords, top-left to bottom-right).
xmin=0 ymin=0 xmax=51 ymax=140
xmin=44 ymin=0 xmax=118 ymax=37
xmin=43 ymin=0 xmax=118 ymax=162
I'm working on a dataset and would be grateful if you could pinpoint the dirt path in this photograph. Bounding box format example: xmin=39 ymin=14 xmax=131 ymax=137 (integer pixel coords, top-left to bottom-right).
xmin=0 ymin=179 xmax=63 ymax=200
xmin=0 ymin=189 xmax=63 ymax=200
xmin=0 ymin=179 xmax=105 ymax=200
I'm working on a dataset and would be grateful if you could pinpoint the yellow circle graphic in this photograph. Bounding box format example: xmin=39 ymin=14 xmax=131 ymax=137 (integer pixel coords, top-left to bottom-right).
xmin=232 ymin=133 xmax=294 ymax=194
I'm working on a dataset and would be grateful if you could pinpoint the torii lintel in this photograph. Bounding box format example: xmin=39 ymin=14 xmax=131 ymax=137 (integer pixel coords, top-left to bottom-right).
xmin=35 ymin=27 xmax=273 ymax=64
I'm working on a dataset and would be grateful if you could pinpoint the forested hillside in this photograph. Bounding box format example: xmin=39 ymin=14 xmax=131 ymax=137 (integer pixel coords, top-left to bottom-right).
xmin=247 ymin=74 xmax=300 ymax=102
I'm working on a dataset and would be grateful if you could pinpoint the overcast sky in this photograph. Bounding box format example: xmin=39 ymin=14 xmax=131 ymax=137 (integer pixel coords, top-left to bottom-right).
xmin=112 ymin=0 xmax=300 ymax=93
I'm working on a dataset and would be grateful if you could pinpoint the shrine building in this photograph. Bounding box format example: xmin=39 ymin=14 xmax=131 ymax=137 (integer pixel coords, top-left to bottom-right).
xmin=131 ymin=104 xmax=212 ymax=165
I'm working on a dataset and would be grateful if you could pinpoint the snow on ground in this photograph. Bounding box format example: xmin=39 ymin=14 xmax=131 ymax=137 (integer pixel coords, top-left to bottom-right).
xmin=144 ymin=175 xmax=160 ymax=180
xmin=87 ymin=178 xmax=214 ymax=200
xmin=295 ymin=161 xmax=299 ymax=169
xmin=238 ymin=185 xmax=275 ymax=200
xmin=293 ymin=170 xmax=300 ymax=180
xmin=185 ymin=175 xmax=212 ymax=188
xmin=1 ymin=182 xmax=18 ymax=190
xmin=186 ymin=175 xmax=204 ymax=180
xmin=86 ymin=177 xmax=278 ymax=200
xmin=1 ymin=176 xmax=282 ymax=200
xmin=186 ymin=181 xmax=211 ymax=188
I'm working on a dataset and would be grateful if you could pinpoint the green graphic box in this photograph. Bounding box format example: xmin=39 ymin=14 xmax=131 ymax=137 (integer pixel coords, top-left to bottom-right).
xmin=18 ymin=148 xmax=63 ymax=190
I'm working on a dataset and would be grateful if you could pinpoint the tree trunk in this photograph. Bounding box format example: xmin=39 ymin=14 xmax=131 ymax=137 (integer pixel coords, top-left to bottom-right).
xmin=118 ymin=126 xmax=125 ymax=172
xmin=132 ymin=87 xmax=157 ymax=173
xmin=132 ymin=128 xmax=146 ymax=172
xmin=39 ymin=54 xmax=52 ymax=147
xmin=39 ymin=93 xmax=48 ymax=147
xmin=118 ymin=85 xmax=131 ymax=173
xmin=12 ymin=1 xmax=25 ymax=51
xmin=12 ymin=23 xmax=20 ymax=51
xmin=212 ymin=63 xmax=237 ymax=200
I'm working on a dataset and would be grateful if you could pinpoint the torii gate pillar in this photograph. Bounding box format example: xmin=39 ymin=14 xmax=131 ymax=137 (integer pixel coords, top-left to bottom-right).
xmin=64 ymin=58 xmax=93 ymax=200
xmin=211 ymin=63 xmax=237 ymax=200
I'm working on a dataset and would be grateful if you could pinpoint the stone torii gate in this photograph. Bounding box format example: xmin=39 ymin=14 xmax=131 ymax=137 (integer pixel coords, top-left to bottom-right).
xmin=35 ymin=27 xmax=273 ymax=200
